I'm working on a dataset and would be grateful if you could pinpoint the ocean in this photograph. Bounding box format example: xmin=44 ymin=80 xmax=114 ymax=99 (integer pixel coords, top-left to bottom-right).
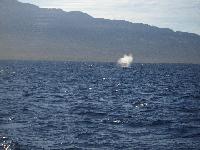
xmin=0 ymin=61 xmax=200 ymax=150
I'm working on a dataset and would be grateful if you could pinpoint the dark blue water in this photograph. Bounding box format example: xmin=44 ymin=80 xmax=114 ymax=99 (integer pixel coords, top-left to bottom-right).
xmin=0 ymin=61 xmax=200 ymax=150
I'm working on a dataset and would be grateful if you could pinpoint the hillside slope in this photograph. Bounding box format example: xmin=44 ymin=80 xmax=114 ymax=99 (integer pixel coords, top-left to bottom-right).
xmin=0 ymin=0 xmax=200 ymax=63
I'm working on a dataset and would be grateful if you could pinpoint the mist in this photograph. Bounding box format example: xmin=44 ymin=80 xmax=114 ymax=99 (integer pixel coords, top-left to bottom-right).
xmin=117 ymin=54 xmax=133 ymax=67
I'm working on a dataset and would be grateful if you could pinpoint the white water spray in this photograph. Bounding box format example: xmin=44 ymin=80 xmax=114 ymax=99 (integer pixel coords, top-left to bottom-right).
xmin=117 ymin=54 xmax=133 ymax=67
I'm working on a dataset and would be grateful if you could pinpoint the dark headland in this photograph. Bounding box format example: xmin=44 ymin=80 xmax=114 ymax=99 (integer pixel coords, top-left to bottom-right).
xmin=0 ymin=0 xmax=200 ymax=63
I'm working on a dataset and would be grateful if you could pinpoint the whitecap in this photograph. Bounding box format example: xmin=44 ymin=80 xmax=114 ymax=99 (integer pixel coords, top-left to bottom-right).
xmin=113 ymin=120 xmax=121 ymax=123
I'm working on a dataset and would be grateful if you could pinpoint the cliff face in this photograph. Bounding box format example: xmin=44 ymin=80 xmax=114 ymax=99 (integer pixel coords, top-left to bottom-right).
xmin=0 ymin=0 xmax=200 ymax=63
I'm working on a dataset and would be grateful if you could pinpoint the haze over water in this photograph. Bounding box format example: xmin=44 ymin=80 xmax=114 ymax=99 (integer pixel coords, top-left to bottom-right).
xmin=0 ymin=61 xmax=200 ymax=149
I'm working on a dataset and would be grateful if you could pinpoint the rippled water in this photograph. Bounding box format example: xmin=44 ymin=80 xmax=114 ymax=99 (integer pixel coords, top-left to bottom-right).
xmin=0 ymin=61 xmax=200 ymax=149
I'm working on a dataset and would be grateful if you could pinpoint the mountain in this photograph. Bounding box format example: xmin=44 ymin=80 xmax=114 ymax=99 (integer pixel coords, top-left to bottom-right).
xmin=0 ymin=0 xmax=200 ymax=63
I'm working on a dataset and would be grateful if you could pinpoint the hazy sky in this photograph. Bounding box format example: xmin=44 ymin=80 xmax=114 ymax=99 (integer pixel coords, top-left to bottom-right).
xmin=19 ymin=0 xmax=200 ymax=35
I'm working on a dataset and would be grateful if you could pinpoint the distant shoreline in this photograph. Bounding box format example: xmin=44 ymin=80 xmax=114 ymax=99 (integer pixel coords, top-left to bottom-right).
xmin=0 ymin=59 xmax=199 ymax=65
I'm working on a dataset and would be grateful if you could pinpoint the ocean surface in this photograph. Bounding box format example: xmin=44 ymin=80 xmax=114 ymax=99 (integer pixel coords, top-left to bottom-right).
xmin=0 ymin=61 xmax=200 ymax=150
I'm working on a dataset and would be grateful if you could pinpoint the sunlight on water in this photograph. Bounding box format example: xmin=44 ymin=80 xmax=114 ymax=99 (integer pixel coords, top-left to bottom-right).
xmin=0 ymin=61 xmax=200 ymax=149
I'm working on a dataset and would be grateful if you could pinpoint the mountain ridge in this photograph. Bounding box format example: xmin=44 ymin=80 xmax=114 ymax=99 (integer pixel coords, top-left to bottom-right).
xmin=0 ymin=0 xmax=200 ymax=63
